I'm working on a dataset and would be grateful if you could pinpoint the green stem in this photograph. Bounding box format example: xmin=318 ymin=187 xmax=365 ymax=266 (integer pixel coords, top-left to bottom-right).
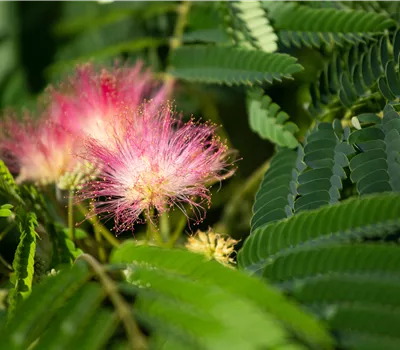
xmin=68 ymin=191 xmax=75 ymax=242
xmin=77 ymin=203 xmax=120 ymax=248
xmin=159 ymin=211 xmax=170 ymax=241
xmin=77 ymin=254 xmax=147 ymax=350
xmin=145 ymin=211 xmax=163 ymax=246
xmin=164 ymin=1 xmax=191 ymax=92
xmin=94 ymin=225 xmax=107 ymax=263
xmin=166 ymin=214 xmax=187 ymax=248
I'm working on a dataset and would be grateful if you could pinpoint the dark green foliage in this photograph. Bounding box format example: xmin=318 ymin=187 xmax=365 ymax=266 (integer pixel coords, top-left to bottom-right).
xmin=309 ymin=30 xmax=400 ymax=118
xmin=169 ymin=45 xmax=303 ymax=86
xmin=251 ymin=120 xmax=354 ymax=232
xmin=264 ymin=2 xmax=395 ymax=48
xmin=247 ymin=89 xmax=299 ymax=148
xmin=264 ymin=244 xmax=400 ymax=350
xmin=349 ymin=104 xmax=400 ymax=194
xmin=251 ymin=148 xmax=298 ymax=231
xmin=0 ymin=262 xmax=93 ymax=349
xmin=48 ymin=222 xmax=83 ymax=267
xmin=293 ymin=121 xmax=354 ymax=211
xmin=239 ymin=193 xmax=400 ymax=273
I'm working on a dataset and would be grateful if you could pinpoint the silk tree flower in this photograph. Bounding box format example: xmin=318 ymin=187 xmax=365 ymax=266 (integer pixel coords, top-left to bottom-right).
xmin=79 ymin=103 xmax=235 ymax=233
xmin=0 ymin=112 xmax=95 ymax=190
xmin=47 ymin=61 xmax=167 ymax=149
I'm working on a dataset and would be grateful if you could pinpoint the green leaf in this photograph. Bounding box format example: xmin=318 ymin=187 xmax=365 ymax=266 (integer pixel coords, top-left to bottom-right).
xmin=49 ymin=223 xmax=83 ymax=267
xmin=111 ymin=243 xmax=333 ymax=349
xmin=349 ymin=105 xmax=400 ymax=194
xmin=293 ymin=122 xmax=354 ymax=211
xmin=1 ymin=262 xmax=91 ymax=349
xmin=247 ymin=89 xmax=299 ymax=148
xmin=263 ymin=244 xmax=400 ymax=350
xmin=8 ymin=211 xmax=38 ymax=318
xmin=182 ymin=28 xmax=230 ymax=44
xmin=251 ymin=148 xmax=298 ymax=231
xmin=220 ymin=1 xmax=278 ymax=52
xmin=169 ymin=45 xmax=303 ymax=86
xmin=0 ymin=204 xmax=12 ymax=217
xmin=264 ymin=2 xmax=395 ymax=48
xmin=238 ymin=193 xmax=400 ymax=274
xmin=0 ymin=160 xmax=22 ymax=205
xmin=33 ymin=283 xmax=116 ymax=350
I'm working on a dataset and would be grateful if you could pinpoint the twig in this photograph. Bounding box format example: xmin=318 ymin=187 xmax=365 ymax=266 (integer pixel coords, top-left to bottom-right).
xmin=145 ymin=210 xmax=163 ymax=246
xmin=164 ymin=1 xmax=191 ymax=92
xmin=77 ymin=254 xmax=147 ymax=350
xmin=166 ymin=214 xmax=187 ymax=248
xmin=68 ymin=191 xmax=75 ymax=242
xmin=77 ymin=203 xmax=120 ymax=248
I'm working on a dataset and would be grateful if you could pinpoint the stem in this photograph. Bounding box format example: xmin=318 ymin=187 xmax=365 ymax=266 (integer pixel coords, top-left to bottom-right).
xmin=159 ymin=211 xmax=170 ymax=242
xmin=77 ymin=203 xmax=120 ymax=248
xmin=164 ymin=1 xmax=191 ymax=92
xmin=68 ymin=191 xmax=75 ymax=242
xmin=145 ymin=210 xmax=163 ymax=246
xmin=77 ymin=254 xmax=147 ymax=350
xmin=94 ymin=225 xmax=107 ymax=263
xmin=166 ymin=214 xmax=187 ymax=248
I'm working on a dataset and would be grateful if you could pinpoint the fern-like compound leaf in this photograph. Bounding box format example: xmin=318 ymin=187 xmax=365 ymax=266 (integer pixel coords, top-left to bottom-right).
xmin=169 ymin=45 xmax=303 ymax=86
xmin=349 ymin=104 xmax=400 ymax=194
xmin=264 ymin=2 xmax=395 ymax=48
xmin=309 ymin=30 xmax=400 ymax=117
xmin=247 ymin=89 xmax=299 ymax=148
xmin=293 ymin=121 xmax=354 ymax=211
xmin=219 ymin=1 xmax=278 ymax=52
xmin=238 ymin=193 xmax=400 ymax=274
xmin=8 ymin=211 xmax=38 ymax=319
xmin=263 ymin=244 xmax=400 ymax=350
xmin=0 ymin=262 xmax=92 ymax=349
xmin=111 ymin=244 xmax=333 ymax=349
xmin=0 ymin=160 xmax=22 ymax=205
xmin=251 ymin=148 xmax=298 ymax=231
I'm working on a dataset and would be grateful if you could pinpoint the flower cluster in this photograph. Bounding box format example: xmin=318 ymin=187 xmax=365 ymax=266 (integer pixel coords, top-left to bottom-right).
xmin=0 ymin=61 xmax=166 ymax=189
xmin=0 ymin=60 xmax=235 ymax=233
xmin=47 ymin=62 xmax=166 ymax=149
xmin=79 ymin=104 xmax=233 ymax=232
xmin=0 ymin=112 xmax=80 ymax=187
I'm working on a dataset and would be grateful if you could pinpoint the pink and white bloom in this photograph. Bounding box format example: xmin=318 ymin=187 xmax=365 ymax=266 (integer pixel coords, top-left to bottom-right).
xmin=0 ymin=111 xmax=92 ymax=189
xmin=47 ymin=61 xmax=167 ymax=149
xmin=79 ymin=102 xmax=235 ymax=233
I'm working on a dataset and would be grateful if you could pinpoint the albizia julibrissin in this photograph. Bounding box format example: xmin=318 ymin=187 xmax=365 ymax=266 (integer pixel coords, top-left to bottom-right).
xmin=0 ymin=112 xmax=91 ymax=189
xmin=47 ymin=61 xmax=167 ymax=149
xmin=79 ymin=103 xmax=235 ymax=233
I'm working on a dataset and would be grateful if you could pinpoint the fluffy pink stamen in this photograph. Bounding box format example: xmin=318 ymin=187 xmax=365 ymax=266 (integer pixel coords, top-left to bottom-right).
xmin=78 ymin=103 xmax=235 ymax=233
xmin=47 ymin=61 xmax=167 ymax=148
xmin=0 ymin=111 xmax=79 ymax=185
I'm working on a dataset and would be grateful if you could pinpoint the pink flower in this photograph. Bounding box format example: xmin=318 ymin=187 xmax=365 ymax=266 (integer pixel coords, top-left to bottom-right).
xmin=79 ymin=103 xmax=235 ymax=233
xmin=47 ymin=61 xmax=167 ymax=149
xmin=0 ymin=111 xmax=86 ymax=188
